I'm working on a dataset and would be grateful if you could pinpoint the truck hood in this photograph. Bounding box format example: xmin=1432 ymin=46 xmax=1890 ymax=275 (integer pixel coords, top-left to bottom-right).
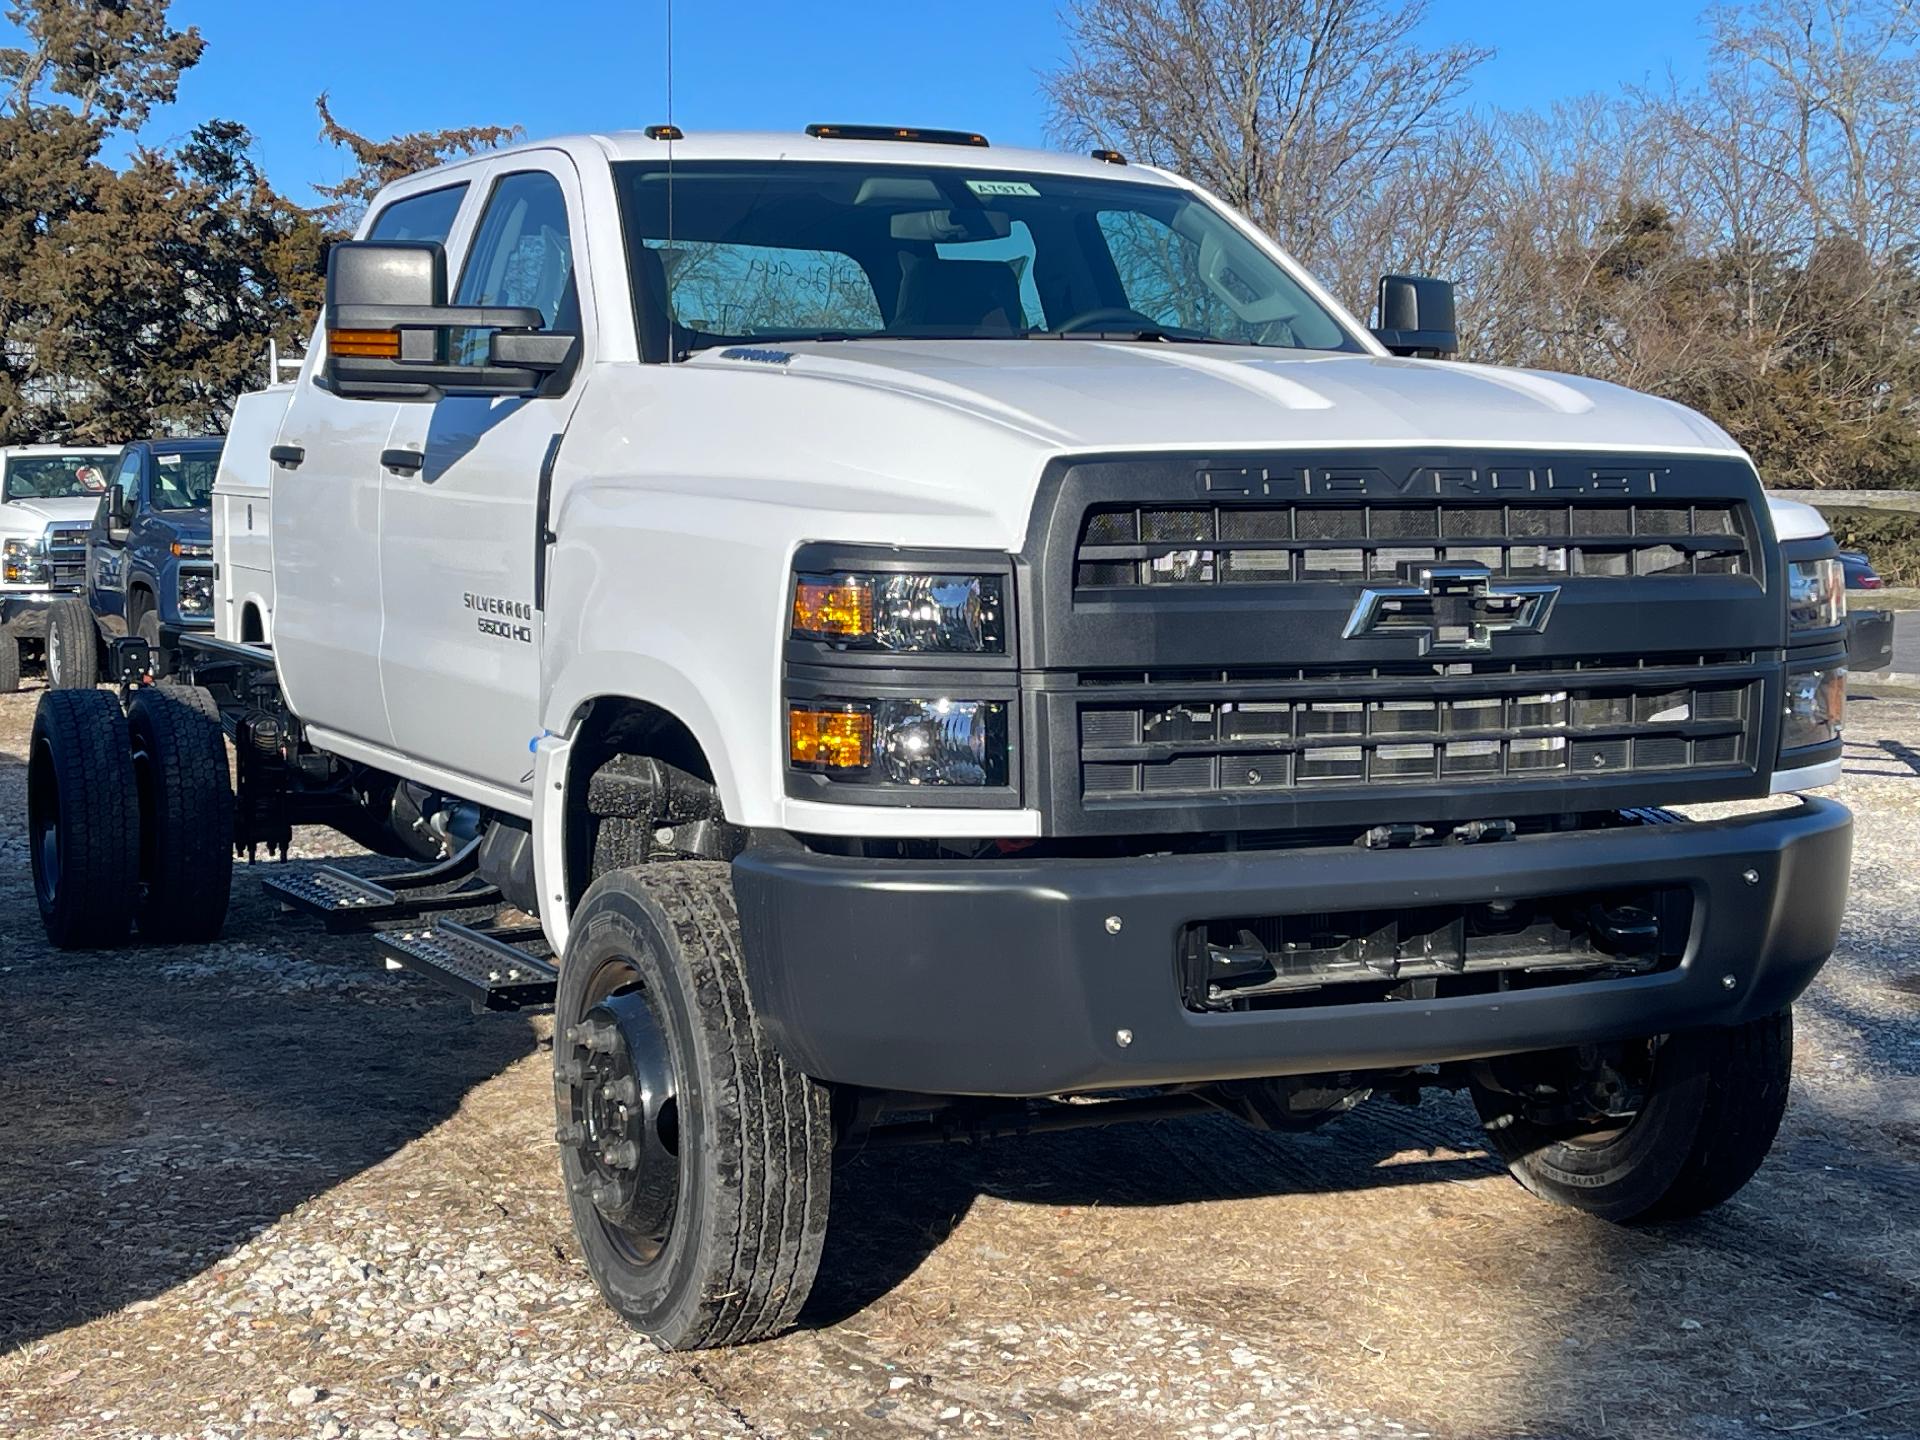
xmin=696 ymin=340 xmax=1744 ymax=457
xmin=0 ymin=494 xmax=100 ymax=535
xmin=152 ymin=508 xmax=212 ymax=544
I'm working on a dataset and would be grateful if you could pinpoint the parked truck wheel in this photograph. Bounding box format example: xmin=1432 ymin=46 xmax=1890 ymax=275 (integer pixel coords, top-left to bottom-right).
xmin=127 ymin=684 xmax=234 ymax=943
xmin=553 ymin=862 xmax=832 ymax=1350
xmin=27 ymin=689 xmax=140 ymax=948
xmin=44 ymin=598 xmax=99 ymax=690
xmin=1471 ymin=1008 xmax=1794 ymax=1223
xmin=0 ymin=630 xmax=19 ymax=693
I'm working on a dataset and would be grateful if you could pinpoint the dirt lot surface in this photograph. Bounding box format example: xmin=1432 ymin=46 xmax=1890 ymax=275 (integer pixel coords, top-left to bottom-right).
xmin=1 ymin=681 xmax=1917 ymax=1440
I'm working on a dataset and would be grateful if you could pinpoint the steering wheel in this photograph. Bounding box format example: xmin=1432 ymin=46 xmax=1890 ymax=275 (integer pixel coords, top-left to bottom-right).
xmin=1053 ymin=306 xmax=1163 ymax=334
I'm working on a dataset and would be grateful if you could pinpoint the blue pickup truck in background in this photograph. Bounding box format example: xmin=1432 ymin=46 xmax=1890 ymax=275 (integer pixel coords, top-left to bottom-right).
xmin=44 ymin=436 xmax=223 ymax=688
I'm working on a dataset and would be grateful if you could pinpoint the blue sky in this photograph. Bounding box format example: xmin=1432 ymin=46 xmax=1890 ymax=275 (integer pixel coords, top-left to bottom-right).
xmin=70 ymin=0 xmax=1712 ymax=204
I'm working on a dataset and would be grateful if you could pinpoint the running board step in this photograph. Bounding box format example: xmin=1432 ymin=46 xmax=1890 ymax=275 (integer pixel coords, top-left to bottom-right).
xmin=373 ymin=920 xmax=558 ymax=1012
xmin=261 ymin=841 xmax=500 ymax=933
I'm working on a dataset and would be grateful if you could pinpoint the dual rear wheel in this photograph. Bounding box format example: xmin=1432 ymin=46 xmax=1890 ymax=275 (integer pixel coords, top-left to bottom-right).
xmin=28 ymin=685 xmax=232 ymax=948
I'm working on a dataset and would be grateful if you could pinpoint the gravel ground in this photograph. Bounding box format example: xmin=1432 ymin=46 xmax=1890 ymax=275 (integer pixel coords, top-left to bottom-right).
xmin=0 ymin=681 xmax=1916 ymax=1440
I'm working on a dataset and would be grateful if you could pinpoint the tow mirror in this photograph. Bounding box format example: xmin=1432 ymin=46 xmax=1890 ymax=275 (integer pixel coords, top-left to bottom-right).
xmin=323 ymin=240 xmax=578 ymax=401
xmin=1372 ymin=274 xmax=1458 ymax=358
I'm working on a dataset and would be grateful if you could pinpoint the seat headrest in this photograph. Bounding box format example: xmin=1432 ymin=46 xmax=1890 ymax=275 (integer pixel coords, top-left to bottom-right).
xmin=894 ymin=256 xmax=1024 ymax=336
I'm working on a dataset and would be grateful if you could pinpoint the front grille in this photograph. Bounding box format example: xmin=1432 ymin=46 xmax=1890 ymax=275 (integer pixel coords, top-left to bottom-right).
xmin=1079 ymin=663 xmax=1756 ymax=801
xmin=45 ymin=526 xmax=87 ymax=589
xmin=1075 ymin=501 xmax=1752 ymax=588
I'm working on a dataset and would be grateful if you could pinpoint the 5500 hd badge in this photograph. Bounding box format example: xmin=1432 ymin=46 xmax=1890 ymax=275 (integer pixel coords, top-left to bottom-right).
xmin=464 ymin=592 xmax=533 ymax=643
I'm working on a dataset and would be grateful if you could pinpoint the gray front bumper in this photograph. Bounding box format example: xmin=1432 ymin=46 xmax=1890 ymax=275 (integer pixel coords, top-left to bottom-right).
xmin=733 ymin=799 xmax=1854 ymax=1097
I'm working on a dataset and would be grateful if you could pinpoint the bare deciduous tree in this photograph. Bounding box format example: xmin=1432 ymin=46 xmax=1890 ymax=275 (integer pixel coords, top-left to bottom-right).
xmin=1045 ymin=0 xmax=1491 ymax=313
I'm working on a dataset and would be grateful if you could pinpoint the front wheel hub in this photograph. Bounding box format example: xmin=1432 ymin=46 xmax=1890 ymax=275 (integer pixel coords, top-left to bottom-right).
xmin=559 ymin=986 xmax=679 ymax=1262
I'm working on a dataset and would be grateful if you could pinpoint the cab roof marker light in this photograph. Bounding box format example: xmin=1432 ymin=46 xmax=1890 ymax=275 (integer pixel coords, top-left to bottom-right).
xmin=644 ymin=124 xmax=684 ymax=141
xmin=1090 ymin=148 xmax=1128 ymax=165
xmin=805 ymin=123 xmax=989 ymax=148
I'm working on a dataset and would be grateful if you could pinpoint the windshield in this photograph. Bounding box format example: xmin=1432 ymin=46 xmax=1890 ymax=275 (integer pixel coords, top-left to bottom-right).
xmin=612 ymin=161 xmax=1363 ymax=357
xmin=3 ymin=453 xmax=114 ymax=502
xmin=151 ymin=451 xmax=219 ymax=511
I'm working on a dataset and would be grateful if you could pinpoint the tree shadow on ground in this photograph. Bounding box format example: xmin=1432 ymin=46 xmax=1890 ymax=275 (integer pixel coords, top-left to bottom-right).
xmin=0 ymin=779 xmax=537 ymax=1352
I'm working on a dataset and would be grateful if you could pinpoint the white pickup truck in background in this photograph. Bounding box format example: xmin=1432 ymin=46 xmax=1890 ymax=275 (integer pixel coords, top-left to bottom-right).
xmin=0 ymin=445 xmax=119 ymax=691
xmin=26 ymin=125 xmax=1854 ymax=1350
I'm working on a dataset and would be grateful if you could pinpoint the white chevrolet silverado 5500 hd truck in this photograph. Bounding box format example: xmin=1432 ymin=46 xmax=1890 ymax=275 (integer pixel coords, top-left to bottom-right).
xmin=26 ymin=126 xmax=1855 ymax=1350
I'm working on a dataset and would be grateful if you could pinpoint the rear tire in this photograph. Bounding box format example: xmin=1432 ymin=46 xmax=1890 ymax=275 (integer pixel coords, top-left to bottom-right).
xmin=127 ymin=685 xmax=233 ymax=943
xmin=0 ymin=631 xmax=19 ymax=693
xmin=554 ymin=863 xmax=833 ymax=1349
xmin=45 ymin=599 xmax=98 ymax=690
xmin=1471 ymin=1008 xmax=1794 ymax=1223
xmin=28 ymin=689 xmax=139 ymax=948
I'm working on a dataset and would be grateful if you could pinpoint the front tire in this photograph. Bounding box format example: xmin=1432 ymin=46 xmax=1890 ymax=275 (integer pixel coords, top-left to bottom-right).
xmin=127 ymin=685 xmax=234 ymax=943
xmin=28 ymin=689 xmax=140 ymax=948
xmin=1471 ymin=1009 xmax=1794 ymax=1223
xmin=554 ymin=863 xmax=832 ymax=1349
xmin=0 ymin=630 xmax=19 ymax=693
xmin=45 ymin=599 xmax=98 ymax=690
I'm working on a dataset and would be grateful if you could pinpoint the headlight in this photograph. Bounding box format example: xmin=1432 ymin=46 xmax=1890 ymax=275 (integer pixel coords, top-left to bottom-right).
xmin=789 ymin=698 xmax=1009 ymax=785
xmin=2 ymin=536 xmax=48 ymax=585
xmin=1782 ymin=663 xmax=1846 ymax=750
xmin=178 ymin=569 xmax=213 ymax=615
xmin=1787 ymin=558 xmax=1844 ymax=631
xmin=792 ymin=572 xmax=1005 ymax=653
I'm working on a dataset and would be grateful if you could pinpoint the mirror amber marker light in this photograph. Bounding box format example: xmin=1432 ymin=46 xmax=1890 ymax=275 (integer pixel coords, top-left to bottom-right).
xmin=329 ymin=328 xmax=401 ymax=358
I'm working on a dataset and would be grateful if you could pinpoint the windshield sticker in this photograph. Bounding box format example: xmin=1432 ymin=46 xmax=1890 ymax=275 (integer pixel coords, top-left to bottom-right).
xmin=157 ymin=453 xmax=182 ymax=466
xmin=966 ymin=179 xmax=1039 ymax=198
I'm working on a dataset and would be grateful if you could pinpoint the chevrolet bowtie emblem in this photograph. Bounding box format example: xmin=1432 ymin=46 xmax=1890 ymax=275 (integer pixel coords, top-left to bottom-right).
xmin=1343 ymin=564 xmax=1559 ymax=655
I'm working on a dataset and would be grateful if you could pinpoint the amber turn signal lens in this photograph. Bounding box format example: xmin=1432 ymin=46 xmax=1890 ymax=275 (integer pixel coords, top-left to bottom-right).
xmin=788 ymin=706 xmax=873 ymax=769
xmin=329 ymin=328 xmax=401 ymax=358
xmin=792 ymin=577 xmax=873 ymax=640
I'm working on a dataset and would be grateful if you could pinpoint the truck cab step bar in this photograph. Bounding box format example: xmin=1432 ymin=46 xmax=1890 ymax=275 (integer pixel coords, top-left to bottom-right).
xmin=373 ymin=919 xmax=558 ymax=1011
xmin=261 ymin=840 xmax=500 ymax=933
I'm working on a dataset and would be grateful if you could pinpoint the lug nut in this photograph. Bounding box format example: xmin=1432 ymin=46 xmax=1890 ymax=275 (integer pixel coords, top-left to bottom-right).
xmin=1115 ymin=1028 xmax=1134 ymax=1047
xmin=587 ymin=1177 xmax=623 ymax=1210
xmin=1742 ymin=869 xmax=1760 ymax=887
xmin=1722 ymin=974 xmax=1737 ymax=991
xmin=1104 ymin=916 xmax=1123 ymax=935
xmin=554 ymin=1122 xmax=587 ymax=1148
xmin=603 ymin=1140 xmax=641 ymax=1169
xmin=603 ymin=1076 xmax=639 ymax=1106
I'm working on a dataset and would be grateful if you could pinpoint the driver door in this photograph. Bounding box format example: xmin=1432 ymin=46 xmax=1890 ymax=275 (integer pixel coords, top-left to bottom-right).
xmin=378 ymin=155 xmax=592 ymax=796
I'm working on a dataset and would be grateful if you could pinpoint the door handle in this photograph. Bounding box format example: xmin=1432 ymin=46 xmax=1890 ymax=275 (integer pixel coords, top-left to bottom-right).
xmin=269 ymin=444 xmax=305 ymax=469
xmin=381 ymin=448 xmax=425 ymax=476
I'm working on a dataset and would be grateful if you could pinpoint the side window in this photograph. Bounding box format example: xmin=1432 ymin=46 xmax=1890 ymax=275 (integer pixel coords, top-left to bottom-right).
xmin=455 ymin=171 xmax=579 ymax=352
xmin=365 ymin=183 xmax=469 ymax=245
